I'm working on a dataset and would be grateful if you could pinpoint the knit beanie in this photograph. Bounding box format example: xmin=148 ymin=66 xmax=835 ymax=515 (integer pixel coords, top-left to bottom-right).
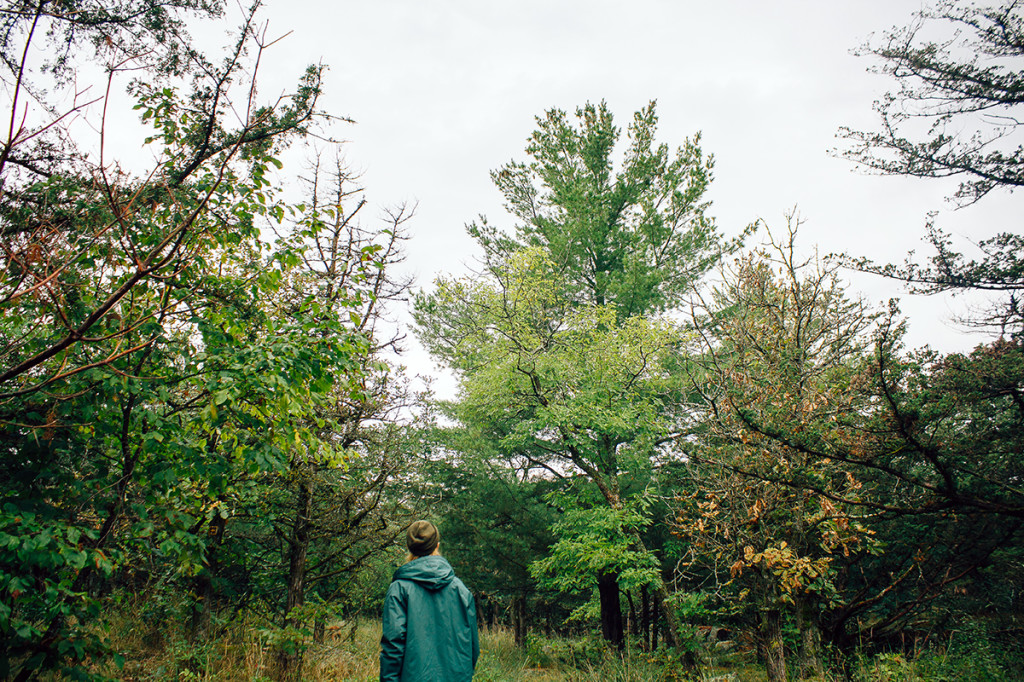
xmin=406 ymin=520 xmax=439 ymax=557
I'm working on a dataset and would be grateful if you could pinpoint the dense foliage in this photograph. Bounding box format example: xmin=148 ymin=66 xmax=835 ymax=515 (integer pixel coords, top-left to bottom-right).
xmin=0 ymin=3 xmax=417 ymax=680
xmin=1 ymin=1 xmax=1021 ymax=681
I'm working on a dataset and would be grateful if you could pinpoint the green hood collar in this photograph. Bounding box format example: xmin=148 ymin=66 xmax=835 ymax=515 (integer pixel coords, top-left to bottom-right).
xmin=392 ymin=555 xmax=456 ymax=591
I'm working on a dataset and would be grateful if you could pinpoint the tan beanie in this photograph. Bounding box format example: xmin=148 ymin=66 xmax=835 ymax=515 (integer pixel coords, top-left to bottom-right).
xmin=406 ymin=520 xmax=439 ymax=557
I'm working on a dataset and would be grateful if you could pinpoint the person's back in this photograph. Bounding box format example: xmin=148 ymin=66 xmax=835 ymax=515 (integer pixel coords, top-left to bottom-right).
xmin=380 ymin=521 xmax=479 ymax=682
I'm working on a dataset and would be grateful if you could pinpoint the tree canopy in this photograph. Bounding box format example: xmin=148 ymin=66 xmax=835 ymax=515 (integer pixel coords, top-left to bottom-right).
xmin=470 ymin=100 xmax=728 ymax=319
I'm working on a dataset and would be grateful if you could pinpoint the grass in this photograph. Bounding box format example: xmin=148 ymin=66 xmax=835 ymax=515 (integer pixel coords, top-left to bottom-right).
xmin=108 ymin=618 xmax=688 ymax=681
xmin=98 ymin=607 xmax=1024 ymax=681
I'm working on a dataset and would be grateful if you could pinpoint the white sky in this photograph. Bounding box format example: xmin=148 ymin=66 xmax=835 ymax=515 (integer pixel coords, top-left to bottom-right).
xmin=146 ymin=1 xmax=1024 ymax=382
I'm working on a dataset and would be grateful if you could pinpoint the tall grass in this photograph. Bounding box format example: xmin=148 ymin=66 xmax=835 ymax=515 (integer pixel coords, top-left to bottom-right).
xmin=100 ymin=606 xmax=1024 ymax=681
xmin=107 ymin=616 xmax=674 ymax=681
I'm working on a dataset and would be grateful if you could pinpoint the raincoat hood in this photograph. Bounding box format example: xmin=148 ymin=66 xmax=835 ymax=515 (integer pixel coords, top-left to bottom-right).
xmin=392 ymin=555 xmax=455 ymax=591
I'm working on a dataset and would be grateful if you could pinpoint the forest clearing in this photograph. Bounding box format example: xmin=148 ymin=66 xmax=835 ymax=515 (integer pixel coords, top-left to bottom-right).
xmin=2 ymin=0 xmax=1022 ymax=680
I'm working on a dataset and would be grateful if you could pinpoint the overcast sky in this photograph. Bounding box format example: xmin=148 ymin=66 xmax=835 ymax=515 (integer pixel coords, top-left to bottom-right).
xmin=247 ymin=0 xmax=1019 ymax=380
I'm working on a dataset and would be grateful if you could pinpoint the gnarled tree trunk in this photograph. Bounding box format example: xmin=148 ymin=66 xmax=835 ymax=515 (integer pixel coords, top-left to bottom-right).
xmin=757 ymin=607 xmax=787 ymax=682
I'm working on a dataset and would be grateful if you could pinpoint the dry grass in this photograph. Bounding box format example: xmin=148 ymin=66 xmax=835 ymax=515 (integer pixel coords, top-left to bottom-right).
xmin=97 ymin=608 xmax=831 ymax=681
xmin=302 ymin=620 xmax=382 ymax=681
xmin=106 ymin=616 xmax=590 ymax=681
xmin=112 ymin=614 xmax=274 ymax=681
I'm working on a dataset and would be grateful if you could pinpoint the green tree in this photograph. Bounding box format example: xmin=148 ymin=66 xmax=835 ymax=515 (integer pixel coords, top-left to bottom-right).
xmin=683 ymin=222 xmax=1024 ymax=665
xmin=833 ymin=4 xmax=1024 ymax=646
xmin=417 ymin=248 xmax=688 ymax=647
xmin=417 ymin=101 xmax=737 ymax=649
xmin=423 ymin=444 xmax=560 ymax=647
xmin=0 ymin=0 xmax=324 ymax=401
xmin=738 ymin=324 xmax=1024 ymax=650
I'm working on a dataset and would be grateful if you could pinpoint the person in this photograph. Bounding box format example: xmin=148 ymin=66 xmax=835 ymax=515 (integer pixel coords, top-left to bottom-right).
xmin=379 ymin=520 xmax=479 ymax=682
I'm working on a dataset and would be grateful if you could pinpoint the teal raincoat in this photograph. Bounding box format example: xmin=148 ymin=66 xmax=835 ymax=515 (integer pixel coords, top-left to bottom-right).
xmin=380 ymin=555 xmax=479 ymax=682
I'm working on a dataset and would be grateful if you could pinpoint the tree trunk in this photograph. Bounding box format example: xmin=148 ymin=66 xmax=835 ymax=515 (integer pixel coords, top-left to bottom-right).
xmin=758 ymin=608 xmax=788 ymax=682
xmin=627 ymin=532 xmax=681 ymax=649
xmin=598 ymin=571 xmax=624 ymax=648
xmin=313 ymin=618 xmax=326 ymax=644
xmin=641 ymin=585 xmax=651 ymax=651
xmin=275 ymin=472 xmax=314 ymax=682
xmin=626 ymin=589 xmax=637 ymax=639
xmin=796 ymin=597 xmax=824 ymax=679
xmin=651 ymin=581 xmax=682 ymax=649
xmin=513 ymin=594 xmax=528 ymax=647
xmin=190 ymin=512 xmax=226 ymax=641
